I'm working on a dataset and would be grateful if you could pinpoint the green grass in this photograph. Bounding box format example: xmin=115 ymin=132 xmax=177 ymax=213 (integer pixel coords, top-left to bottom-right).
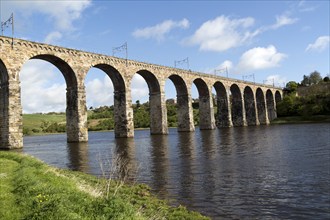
xmin=23 ymin=114 xmax=66 ymax=131
xmin=0 ymin=151 xmax=209 ymax=220
xmin=271 ymin=115 xmax=330 ymax=124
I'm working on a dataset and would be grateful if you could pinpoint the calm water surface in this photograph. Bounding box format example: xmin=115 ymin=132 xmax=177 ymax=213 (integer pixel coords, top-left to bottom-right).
xmin=21 ymin=123 xmax=330 ymax=219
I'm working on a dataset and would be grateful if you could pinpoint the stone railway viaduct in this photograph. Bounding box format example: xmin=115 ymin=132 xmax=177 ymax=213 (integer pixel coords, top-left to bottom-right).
xmin=0 ymin=36 xmax=282 ymax=149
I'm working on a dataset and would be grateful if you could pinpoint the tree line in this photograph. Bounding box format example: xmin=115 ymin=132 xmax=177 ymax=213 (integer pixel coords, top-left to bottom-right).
xmin=277 ymin=71 xmax=330 ymax=117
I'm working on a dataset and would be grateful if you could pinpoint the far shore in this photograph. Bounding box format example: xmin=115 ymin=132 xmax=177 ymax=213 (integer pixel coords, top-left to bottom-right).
xmin=23 ymin=116 xmax=330 ymax=137
xmin=271 ymin=115 xmax=330 ymax=125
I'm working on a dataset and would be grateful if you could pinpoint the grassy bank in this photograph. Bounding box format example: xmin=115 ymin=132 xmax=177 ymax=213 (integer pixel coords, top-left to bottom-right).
xmin=0 ymin=151 xmax=208 ymax=220
xmin=271 ymin=115 xmax=330 ymax=124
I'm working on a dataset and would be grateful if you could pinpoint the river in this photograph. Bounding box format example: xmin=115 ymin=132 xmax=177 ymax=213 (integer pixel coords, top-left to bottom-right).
xmin=20 ymin=123 xmax=330 ymax=219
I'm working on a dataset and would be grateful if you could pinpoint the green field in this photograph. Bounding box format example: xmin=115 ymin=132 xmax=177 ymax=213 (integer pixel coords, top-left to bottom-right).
xmin=271 ymin=115 xmax=330 ymax=124
xmin=23 ymin=114 xmax=66 ymax=129
xmin=23 ymin=113 xmax=66 ymax=135
xmin=0 ymin=151 xmax=209 ymax=219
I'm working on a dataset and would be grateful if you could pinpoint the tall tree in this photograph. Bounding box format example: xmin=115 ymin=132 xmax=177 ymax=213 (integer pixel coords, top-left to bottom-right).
xmin=286 ymin=81 xmax=298 ymax=93
xmin=301 ymin=75 xmax=310 ymax=86
xmin=309 ymin=71 xmax=322 ymax=85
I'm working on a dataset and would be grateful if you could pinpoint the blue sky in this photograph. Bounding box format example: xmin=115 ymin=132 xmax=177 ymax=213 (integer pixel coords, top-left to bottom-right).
xmin=1 ymin=0 xmax=329 ymax=113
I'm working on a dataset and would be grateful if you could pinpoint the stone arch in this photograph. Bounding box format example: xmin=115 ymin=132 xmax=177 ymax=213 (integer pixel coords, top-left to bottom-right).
xmin=30 ymin=54 xmax=77 ymax=87
xmin=135 ymin=69 xmax=167 ymax=134
xmin=230 ymin=84 xmax=244 ymax=126
xmin=244 ymin=86 xmax=257 ymax=125
xmin=26 ymin=54 xmax=86 ymax=142
xmin=213 ymin=81 xmax=231 ymax=127
xmin=168 ymin=74 xmax=194 ymax=132
xmin=0 ymin=59 xmax=9 ymax=148
xmin=266 ymin=89 xmax=275 ymax=121
xmin=91 ymin=63 xmax=133 ymax=137
xmin=93 ymin=64 xmax=125 ymax=92
xmin=193 ymin=78 xmax=215 ymax=130
xmin=256 ymin=88 xmax=267 ymax=124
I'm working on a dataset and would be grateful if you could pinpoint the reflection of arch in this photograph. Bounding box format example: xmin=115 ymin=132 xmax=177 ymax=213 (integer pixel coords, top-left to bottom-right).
xmin=256 ymin=88 xmax=267 ymax=124
xmin=0 ymin=59 xmax=9 ymax=147
xmin=67 ymin=142 xmax=89 ymax=172
xmin=230 ymin=84 xmax=244 ymax=126
xmin=150 ymin=135 xmax=169 ymax=194
xmin=244 ymin=86 xmax=257 ymax=125
xmin=92 ymin=64 xmax=132 ymax=137
xmin=266 ymin=90 xmax=275 ymax=121
xmin=135 ymin=70 xmax=167 ymax=134
xmin=114 ymin=138 xmax=136 ymax=181
xmin=168 ymin=75 xmax=194 ymax=132
xmin=213 ymin=81 xmax=231 ymax=127
xmin=193 ymin=78 xmax=214 ymax=130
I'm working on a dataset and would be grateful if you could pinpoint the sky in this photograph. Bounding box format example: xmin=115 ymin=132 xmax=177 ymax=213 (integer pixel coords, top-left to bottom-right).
xmin=0 ymin=0 xmax=329 ymax=113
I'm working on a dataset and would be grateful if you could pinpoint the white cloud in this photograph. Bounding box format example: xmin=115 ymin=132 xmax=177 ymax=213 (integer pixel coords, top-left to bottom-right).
xmin=85 ymin=74 xmax=149 ymax=108
xmin=131 ymin=74 xmax=149 ymax=103
xmin=20 ymin=60 xmax=66 ymax=113
xmin=8 ymin=0 xmax=91 ymax=43
xmin=264 ymin=75 xmax=287 ymax=87
xmin=217 ymin=60 xmax=233 ymax=71
xmin=184 ymin=15 xmax=259 ymax=52
xmin=298 ymin=1 xmax=318 ymax=12
xmin=208 ymin=60 xmax=233 ymax=75
xmin=305 ymin=36 xmax=330 ymax=52
xmin=86 ymin=76 xmax=114 ymax=108
xmin=133 ymin=18 xmax=190 ymax=41
xmin=271 ymin=14 xmax=298 ymax=29
xmin=44 ymin=31 xmax=63 ymax=44
xmin=10 ymin=0 xmax=91 ymax=31
xmin=236 ymin=45 xmax=287 ymax=72
xmin=20 ymin=64 xmax=150 ymax=112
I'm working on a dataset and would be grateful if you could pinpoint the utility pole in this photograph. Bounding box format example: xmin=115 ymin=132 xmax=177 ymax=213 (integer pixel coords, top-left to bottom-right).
xmin=174 ymin=57 xmax=189 ymax=70
xmin=214 ymin=67 xmax=228 ymax=77
xmin=112 ymin=42 xmax=128 ymax=65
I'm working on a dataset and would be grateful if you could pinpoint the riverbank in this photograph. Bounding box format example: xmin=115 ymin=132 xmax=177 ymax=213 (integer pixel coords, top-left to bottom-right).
xmin=271 ymin=115 xmax=330 ymax=124
xmin=0 ymin=151 xmax=208 ymax=220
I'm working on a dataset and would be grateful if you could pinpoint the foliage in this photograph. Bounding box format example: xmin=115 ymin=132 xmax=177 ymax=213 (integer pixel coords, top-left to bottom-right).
xmin=23 ymin=100 xmax=204 ymax=134
xmin=277 ymin=83 xmax=330 ymax=117
xmin=133 ymin=102 xmax=150 ymax=128
xmin=0 ymin=151 xmax=209 ymax=220
xmin=301 ymin=71 xmax=323 ymax=86
xmin=285 ymin=81 xmax=298 ymax=93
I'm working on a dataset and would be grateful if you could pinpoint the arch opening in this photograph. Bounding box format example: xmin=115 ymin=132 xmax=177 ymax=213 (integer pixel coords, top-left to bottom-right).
xmin=230 ymin=84 xmax=244 ymax=126
xmin=193 ymin=78 xmax=214 ymax=130
xmin=275 ymin=91 xmax=282 ymax=104
xmin=85 ymin=67 xmax=115 ymax=133
xmin=266 ymin=90 xmax=275 ymax=121
xmin=31 ymin=55 xmax=77 ymax=87
xmin=244 ymin=86 xmax=257 ymax=125
xmin=19 ymin=56 xmax=83 ymax=142
xmin=0 ymin=59 xmax=9 ymax=148
xmin=88 ymin=64 xmax=133 ymax=138
xmin=132 ymin=70 xmax=167 ymax=134
xmin=167 ymin=75 xmax=194 ymax=132
xmin=213 ymin=81 xmax=231 ymax=127
xmin=256 ymin=88 xmax=267 ymax=124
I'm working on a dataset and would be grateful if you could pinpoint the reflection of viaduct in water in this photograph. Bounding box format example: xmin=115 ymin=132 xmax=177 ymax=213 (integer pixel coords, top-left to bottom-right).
xmin=0 ymin=36 xmax=282 ymax=149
